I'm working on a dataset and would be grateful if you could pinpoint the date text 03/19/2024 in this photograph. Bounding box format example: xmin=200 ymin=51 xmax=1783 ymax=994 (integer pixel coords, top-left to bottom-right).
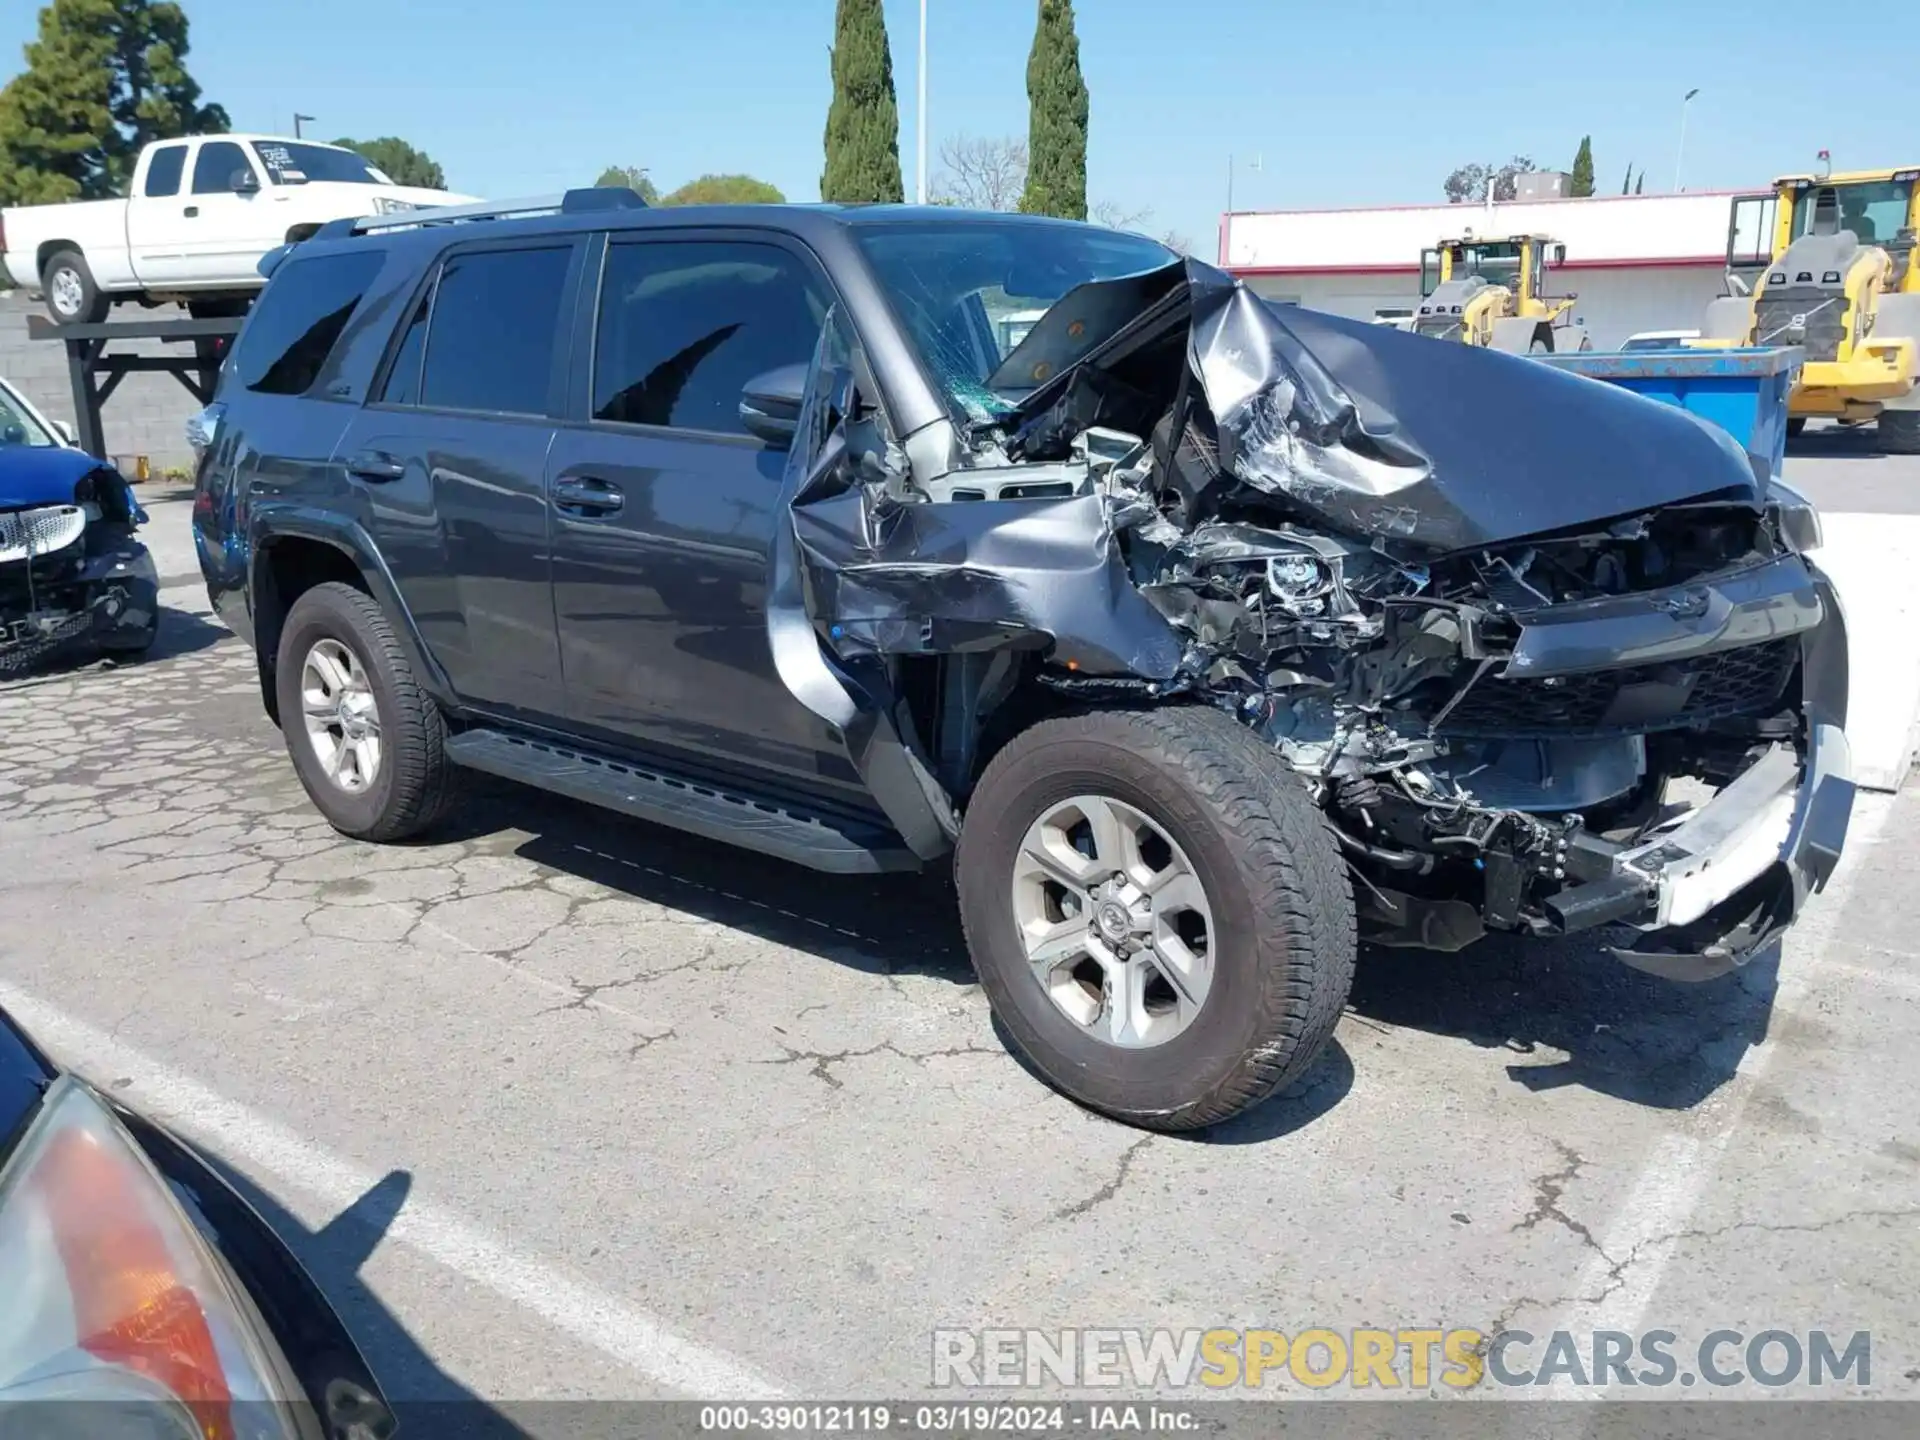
xmin=699 ymin=1404 xmax=1198 ymax=1433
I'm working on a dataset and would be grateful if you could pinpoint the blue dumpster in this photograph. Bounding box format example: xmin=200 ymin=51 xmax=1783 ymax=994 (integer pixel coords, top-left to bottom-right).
xmin=1534 ymin=346 xmax=1804 ymax=482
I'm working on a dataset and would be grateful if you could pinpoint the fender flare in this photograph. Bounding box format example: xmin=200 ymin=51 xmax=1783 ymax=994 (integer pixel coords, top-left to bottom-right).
xmin=247 ymin=503 xmax=458 ymax=712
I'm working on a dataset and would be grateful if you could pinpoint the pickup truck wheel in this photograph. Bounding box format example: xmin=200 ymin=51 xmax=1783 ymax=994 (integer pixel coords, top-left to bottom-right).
xmin=1879 ymin=410 xmax=1920 ymax=455
xmin=275 ymin=581 xmax=455 ymax=842
xmin=956 ymin=707 xmax=1356 ymax=1132
xmin=41 ymin=250 xmax=108 ymax=325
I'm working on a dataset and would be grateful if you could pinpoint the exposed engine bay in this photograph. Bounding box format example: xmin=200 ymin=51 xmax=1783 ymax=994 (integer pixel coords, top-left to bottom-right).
xmin=0 ymin=449 xmax=158 ymax=674
xmin=771 ymin=258 xmax=1855 ymax=980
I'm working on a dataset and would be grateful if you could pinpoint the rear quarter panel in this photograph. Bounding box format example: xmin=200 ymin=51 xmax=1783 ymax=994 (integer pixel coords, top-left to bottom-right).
xmin=2 ymin=198 xmax=136 ymax=288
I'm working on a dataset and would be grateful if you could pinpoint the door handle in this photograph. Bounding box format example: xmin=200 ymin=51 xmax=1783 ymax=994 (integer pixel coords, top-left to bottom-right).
xmin=346 ymin=450 xmax=407 ymax=483
xmin=553 ymin=477 xmax=624 ymax=514
xmin=184 ymin=205 xmax=199 ymax=218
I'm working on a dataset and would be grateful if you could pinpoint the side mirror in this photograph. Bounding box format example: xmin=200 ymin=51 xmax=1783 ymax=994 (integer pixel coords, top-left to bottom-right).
xmin=231 ymin=168 xmax=260 ymax=195
xmin=1549 ymin=243 xmax=1567 ymax=266
xmin=53 ymin=419 xmax=75 ymax=446
xmin=739 ymin=362 xmax=810 ymax=447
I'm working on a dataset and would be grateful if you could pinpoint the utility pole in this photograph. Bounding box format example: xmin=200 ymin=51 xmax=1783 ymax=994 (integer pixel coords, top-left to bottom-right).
xmin=1674 ymin=88 xmax=1700 ymax=192
xmin=293 ymin=113 xmax=314 ymax=139
xmin=916 ymin=0 xmax=928 ymax=204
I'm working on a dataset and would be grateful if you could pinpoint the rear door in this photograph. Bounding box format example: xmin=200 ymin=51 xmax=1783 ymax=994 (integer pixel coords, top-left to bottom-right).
xmin=545 ymin=232 xmax=860 ymax=795
xmin=333 ymin=239 xmax=584 ymax=719
xmin=127 ymin=140 xmax=197 ymax=283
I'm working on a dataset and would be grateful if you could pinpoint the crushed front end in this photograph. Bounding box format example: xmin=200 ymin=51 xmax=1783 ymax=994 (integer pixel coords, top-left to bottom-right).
xmin=1216 ymin=497 xmax=1852 ymax=979
xmin=774 ymin=245 xmax=1853 ymax=980
xmin=1 ymin=450 xmax=158 ymax=674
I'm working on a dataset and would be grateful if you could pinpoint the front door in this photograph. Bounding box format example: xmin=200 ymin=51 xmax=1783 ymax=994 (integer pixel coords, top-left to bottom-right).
xmin=545 ymin=234 xmax=861 ymax=797
xmin=340 ymin=239 xmax=584 ymax=720
xmin=179 ymin=140 xmax=271 ymax=282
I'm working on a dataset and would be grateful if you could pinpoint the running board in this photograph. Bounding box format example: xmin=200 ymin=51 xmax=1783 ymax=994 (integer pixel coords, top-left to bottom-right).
xmin=445 ymin=729 xmax=920 ymax=875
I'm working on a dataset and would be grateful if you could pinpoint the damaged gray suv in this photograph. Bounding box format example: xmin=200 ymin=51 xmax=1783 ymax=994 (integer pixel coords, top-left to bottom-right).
xmin=192 ymin=193 xmax=1855 ymax=1131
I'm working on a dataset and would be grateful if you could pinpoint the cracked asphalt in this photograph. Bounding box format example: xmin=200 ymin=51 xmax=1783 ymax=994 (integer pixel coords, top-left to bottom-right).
xmin=1 ymin=493 xmax=1916 ymax=1407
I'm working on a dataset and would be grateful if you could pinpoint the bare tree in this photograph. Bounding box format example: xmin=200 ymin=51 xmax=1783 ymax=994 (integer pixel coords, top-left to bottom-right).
xmin=931 ymin=134 xmax=1028 ymax=210
xmin=1089 ymin=198 xmax=1154 ymax=232
xmin=1443 ymin=154 xmax=1536 ymax=204
xmin=1158 ymin=230 xmax=1194 ymax=255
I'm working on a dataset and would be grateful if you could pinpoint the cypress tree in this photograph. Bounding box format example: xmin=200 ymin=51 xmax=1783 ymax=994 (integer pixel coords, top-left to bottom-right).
xmin=0 ymin=0 xmax=227 ymax=205
xmin=1020 ymin=0 xmax=1088 ymax=220
xmin=821 ymin=0 xmax=903 ymax=204
xmin=1570 ymin=136 xmax=1594 ymax=197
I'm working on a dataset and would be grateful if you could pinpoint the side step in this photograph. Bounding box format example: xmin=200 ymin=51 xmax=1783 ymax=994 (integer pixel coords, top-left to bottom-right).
xmin=446 ymin=729 xmax=921 ymax=875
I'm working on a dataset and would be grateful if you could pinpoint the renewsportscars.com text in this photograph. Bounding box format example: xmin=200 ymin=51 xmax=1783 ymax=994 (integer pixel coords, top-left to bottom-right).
xmin=932 ymin=1327 xmax=1872 ymax=1391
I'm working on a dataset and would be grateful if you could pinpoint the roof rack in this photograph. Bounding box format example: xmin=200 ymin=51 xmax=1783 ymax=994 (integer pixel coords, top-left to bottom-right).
xmin=311 ymin=186 xmax=648 ymax=242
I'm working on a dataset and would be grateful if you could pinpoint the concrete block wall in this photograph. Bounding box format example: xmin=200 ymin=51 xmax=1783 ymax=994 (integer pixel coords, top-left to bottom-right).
xmin=1 ymin=290 xmax=200 ymax=470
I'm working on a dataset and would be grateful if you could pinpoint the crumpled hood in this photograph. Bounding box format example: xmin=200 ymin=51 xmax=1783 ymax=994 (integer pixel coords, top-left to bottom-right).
xmin=0 ymin=445 xmax=109 ymax=509
xmin=1014 ymin=261 xmax=1764 ymax=553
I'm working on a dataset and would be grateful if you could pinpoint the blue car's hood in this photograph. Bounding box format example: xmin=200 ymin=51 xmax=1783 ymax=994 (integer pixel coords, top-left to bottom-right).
xmin=0 ymin=445 xmax=108 ymax=508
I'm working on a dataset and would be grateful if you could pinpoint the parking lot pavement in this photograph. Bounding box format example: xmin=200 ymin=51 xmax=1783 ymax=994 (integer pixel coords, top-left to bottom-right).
xmin=1786 ymin=422 xmax=1920 ymax=516
xmin=2 ymin=567 xmax=1918 ymax=1411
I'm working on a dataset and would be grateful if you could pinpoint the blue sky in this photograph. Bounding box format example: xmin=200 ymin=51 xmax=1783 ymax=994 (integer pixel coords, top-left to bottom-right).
xmin=6 ymin=0 xmax=1919 ymax=251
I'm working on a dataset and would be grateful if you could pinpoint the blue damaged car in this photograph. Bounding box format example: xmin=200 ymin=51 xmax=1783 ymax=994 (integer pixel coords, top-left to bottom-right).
xmin=0 ymin=393 xmax=158 ymax=673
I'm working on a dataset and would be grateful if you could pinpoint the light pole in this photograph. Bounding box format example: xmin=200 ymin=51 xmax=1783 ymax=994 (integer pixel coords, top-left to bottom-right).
xmin=293 ymin=113 xmax=314 ymax=139
xmin=1673 ymin=88 xmax=1699 ymax=192
xmin=915 ymin=0 xmax=928 ymax=204
xmin=1226 ymin=153 xmax=1262 ymax=216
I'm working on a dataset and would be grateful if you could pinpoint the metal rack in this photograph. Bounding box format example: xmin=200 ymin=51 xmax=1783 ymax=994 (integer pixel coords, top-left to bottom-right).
xmin=26 ymin=312 xmax=243 ymax=459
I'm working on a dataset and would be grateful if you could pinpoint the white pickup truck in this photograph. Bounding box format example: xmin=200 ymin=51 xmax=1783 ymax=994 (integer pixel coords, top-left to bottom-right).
xmin=1 ymin=135 xmax=472 ymax=325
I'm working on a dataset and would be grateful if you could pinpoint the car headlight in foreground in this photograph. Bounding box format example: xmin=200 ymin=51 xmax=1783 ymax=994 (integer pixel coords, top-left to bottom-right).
xmin=0 ymin=1073 xmax=387 ymax=1438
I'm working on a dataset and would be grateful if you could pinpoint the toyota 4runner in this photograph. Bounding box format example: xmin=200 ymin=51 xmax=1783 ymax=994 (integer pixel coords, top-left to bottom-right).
xmin=191 ymin=191 xmax=1855 ymax=1131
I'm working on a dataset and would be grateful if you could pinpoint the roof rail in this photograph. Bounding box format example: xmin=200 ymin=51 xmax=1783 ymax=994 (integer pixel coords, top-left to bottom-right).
xmin=316 ymin=186 xmax=649 ymax=241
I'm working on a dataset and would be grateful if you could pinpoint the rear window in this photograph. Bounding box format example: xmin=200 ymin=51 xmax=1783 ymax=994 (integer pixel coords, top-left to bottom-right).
xmin=418 ymin=246 xmax=573 ymax=416
xmin=144 ymin=145 xmax=187 ymax=198
xmin=230 ymin=251 xmax=386 ymax=396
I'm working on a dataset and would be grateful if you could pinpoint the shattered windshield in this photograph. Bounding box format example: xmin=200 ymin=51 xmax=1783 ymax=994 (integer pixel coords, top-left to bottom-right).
xmin=856 ymin=220 xmax=1177 ymax=424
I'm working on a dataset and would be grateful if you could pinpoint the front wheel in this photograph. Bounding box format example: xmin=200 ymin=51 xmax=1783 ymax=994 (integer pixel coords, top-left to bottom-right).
xmin=956 ymin=707 xmax=1356 ymax=1131
xmin=1786 ymin=417 xmax=1808 ymax=439
xmin=1879 ymin=409 xmax=1920 ymax=454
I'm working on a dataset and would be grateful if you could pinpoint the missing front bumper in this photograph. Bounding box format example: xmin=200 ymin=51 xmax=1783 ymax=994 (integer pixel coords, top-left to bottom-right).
xmin=1604 ymin=724 xmax=1855 ymax=981
xmin=0 ymin=539 xmax=158 ymax=672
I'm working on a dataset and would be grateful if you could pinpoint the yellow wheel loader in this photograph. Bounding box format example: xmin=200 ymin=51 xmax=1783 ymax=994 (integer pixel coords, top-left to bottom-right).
xmin=1698 ymin=166 xmax=1920 ymax=451
xmin=1410 ymin=235 xmax=1591 ymax=353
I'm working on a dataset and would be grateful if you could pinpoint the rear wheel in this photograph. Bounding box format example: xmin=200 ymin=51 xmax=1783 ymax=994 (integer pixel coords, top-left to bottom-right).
xmin=1879 ymin=409 xmax=1920 ymax=454
xmin=41 ymin=250 xmax=108 ymax=325
xmin=956 ymin=707 xmax=1356 ymax=1131
xmin=275 ymin=581 xmax=456 ymax=841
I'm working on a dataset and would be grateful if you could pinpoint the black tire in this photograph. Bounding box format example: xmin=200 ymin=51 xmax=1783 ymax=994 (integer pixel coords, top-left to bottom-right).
xmin=41 ymin=249 xmax=109 ymax=325
xmin=1879 ymin=409 xmax=1920 ymax=454
xmin=275 ymin=581 xmax=455 ymax=841
xmin=956 ymin=706 xmax=1356 ymax=1131
xmin=1785 ymin=417 xmax=1808 ymax=439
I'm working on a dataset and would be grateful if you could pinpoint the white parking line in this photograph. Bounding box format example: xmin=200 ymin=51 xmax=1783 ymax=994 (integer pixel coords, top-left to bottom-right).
xmin=0 ymin=982 xmax=787 ymax=1401
xmin=1543 ymin=790 xmax=1896 ymax=1393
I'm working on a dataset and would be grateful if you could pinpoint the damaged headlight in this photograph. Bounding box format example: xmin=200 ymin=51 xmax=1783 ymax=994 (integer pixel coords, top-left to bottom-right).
xmin=1266 ymin=554 xmax=1333 ymax=615
xmin=1766 ymin=479 xmax=1822 ymax=554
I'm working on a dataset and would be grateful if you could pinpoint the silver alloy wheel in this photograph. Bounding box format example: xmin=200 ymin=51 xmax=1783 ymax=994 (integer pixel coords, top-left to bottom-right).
xmin=1011 ymin=794 xmax=1215 ymax=1048
xmin=48 ymin=267 xmax=84 ymax=318
xmin=300 ymin=638 xmax=382 ymax=794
